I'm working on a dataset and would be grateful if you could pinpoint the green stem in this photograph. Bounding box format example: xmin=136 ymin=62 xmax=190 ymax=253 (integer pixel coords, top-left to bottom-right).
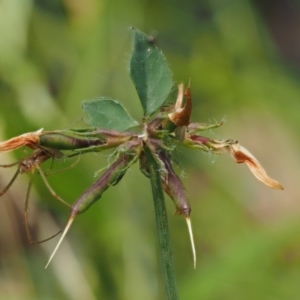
xmin=145 ymin=146 xmax=179 ymax=300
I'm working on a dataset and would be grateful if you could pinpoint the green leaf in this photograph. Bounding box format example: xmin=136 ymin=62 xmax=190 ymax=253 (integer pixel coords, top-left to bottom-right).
xmin=82 ymin=98 xmax=139 ymax=131
xmin=130 ymin=28 xmax=173 ymax=117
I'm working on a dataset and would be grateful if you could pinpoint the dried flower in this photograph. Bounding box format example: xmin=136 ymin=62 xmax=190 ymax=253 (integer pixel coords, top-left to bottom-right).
xmin=0 ymin=129 xmax=43 ymax=152
xmin=168 ymin=83 xmax=192 ymax=127
xmin=229 ymin=143 xmax=284 ymax=190
xmin=185 ymin=132 xmax=283 ymax=190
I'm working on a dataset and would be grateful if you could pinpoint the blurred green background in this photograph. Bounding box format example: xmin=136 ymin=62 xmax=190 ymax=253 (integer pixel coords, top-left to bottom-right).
xmin=0 ymin=0 xmax=299 ymax=299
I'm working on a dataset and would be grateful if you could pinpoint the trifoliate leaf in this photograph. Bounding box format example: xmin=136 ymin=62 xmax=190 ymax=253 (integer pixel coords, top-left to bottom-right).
xmin=82 ymin=98 xmax=139 ymax=131
xmin=129 ymin=28 xmax=173 ymax=117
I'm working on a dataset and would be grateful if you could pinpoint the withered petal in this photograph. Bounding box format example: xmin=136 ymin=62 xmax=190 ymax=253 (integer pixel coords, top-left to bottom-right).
xmin=230 ymin=143 xmax=284 ymax=190
xmin=168 ymin=84 xmax=192 ymax=127
xmin=0 ymin=129 xmax=43 ymax=152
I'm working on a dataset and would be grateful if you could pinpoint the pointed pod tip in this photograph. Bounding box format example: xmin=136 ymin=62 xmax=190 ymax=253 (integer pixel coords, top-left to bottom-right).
xmin=186 ymin=217 xmax=196 ymax=269
xmin=45 ymin=215 xmax=76 ymax=269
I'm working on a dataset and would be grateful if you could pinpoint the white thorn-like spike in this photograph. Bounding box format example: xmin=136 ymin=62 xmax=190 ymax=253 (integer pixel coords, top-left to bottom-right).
xmin=186 ymin=217 xmax=196 ymax=269
xmin=45 ymin=215 xmax=75 ymax=269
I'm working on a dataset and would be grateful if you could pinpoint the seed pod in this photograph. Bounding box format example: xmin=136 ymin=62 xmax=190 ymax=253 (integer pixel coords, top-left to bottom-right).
xmin=159 ymin=151 xmax=190 ymax=217
xmin=45 ymin=139 xmax=143 ymax=268
xmin=69 ymin=128 xmax=136 ymax=145
xmin=159 ymin=151 xmax=196 ymax=268
xmin=72 ymin=153 xmax=137 ymax=215
xmin=39 ymin=132 xmax=104 ymax=150
xmin=60 ymin=129 xmax=138 ymax=155
xmin=72 ymin=139 xmax=143 ymax=215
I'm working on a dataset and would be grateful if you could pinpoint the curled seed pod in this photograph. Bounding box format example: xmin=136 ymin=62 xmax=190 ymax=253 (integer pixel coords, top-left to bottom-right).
xmin=39 ymin=132 xmax=104 ymax=150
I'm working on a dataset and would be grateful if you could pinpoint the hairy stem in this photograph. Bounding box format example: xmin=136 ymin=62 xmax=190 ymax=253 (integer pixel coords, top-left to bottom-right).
xmin=145 ymin=146 xmax=179 ymax=300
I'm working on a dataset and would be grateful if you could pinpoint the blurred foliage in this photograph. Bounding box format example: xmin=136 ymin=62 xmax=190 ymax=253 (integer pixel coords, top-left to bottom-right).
xmin=0 ymin=0 xmax=299 ymax=299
